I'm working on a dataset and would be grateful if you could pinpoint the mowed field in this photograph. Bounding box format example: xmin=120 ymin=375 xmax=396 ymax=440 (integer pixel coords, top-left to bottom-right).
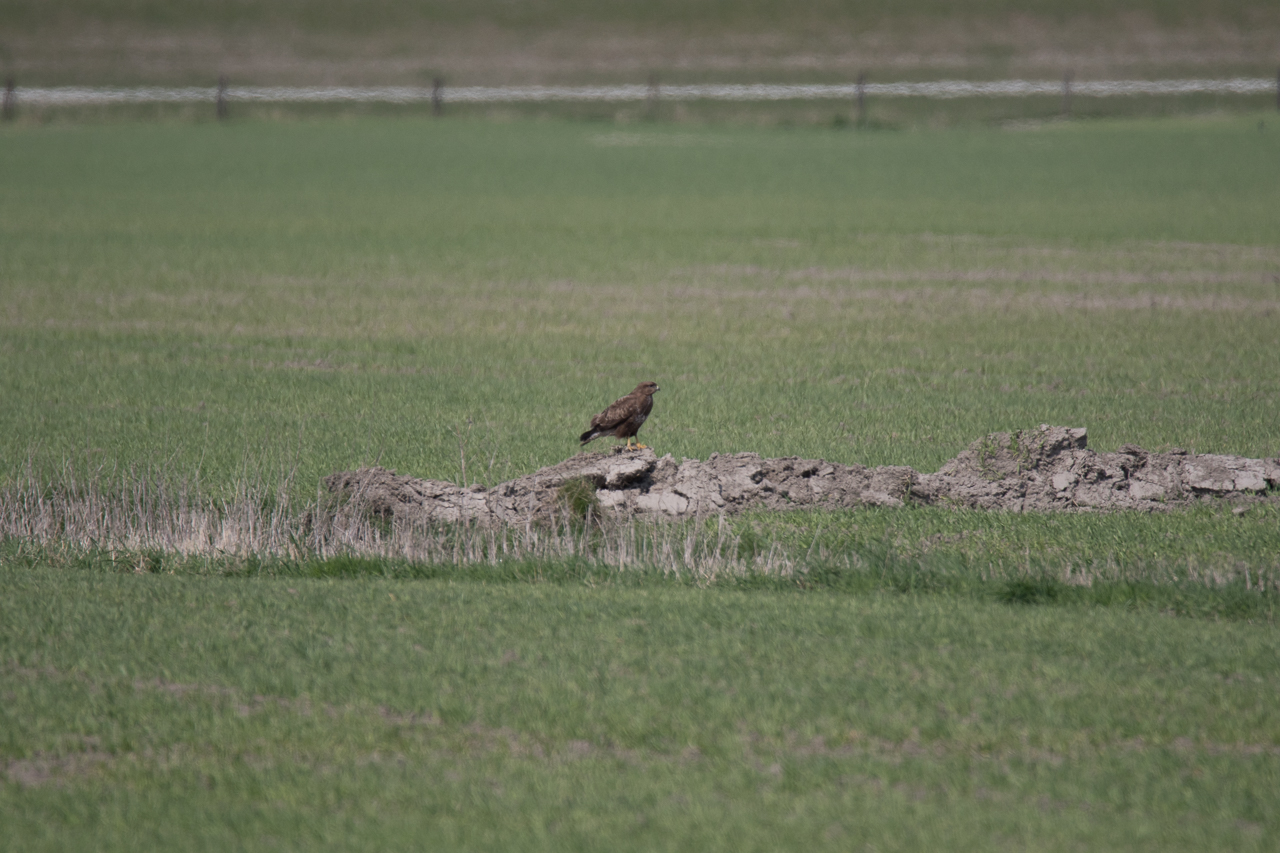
xmin=3 ymin=571 xmax=1278 ymax=851
xmin=2 ymin=112 xmax=1280 ymax=849
xmin=5 ymin=116 xmax=1280 ymax=484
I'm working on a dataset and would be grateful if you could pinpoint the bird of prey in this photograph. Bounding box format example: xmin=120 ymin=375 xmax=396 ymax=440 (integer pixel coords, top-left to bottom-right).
xmin=579 ymin=381 xmax=660 ymax=450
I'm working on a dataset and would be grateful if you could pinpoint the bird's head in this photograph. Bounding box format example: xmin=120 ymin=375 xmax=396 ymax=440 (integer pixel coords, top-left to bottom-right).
xmin=637 ymin=381 xmax=660 ymax=395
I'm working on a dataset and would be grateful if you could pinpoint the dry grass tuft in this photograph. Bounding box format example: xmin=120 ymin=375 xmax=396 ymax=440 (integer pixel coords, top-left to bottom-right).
xmin=0 ymin=465 xmax=801 ymax=581
xmin=3 ymin=465 xmax=1276 ymax=602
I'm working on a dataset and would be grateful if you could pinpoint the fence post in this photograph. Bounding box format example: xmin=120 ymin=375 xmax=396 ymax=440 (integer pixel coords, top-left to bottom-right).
xmin=432 ymin=77 xmax=443 ymax=116
xmin=856 ymin=72 xmax=866 ymax=126
xmin=1062 ymin=70 xmax=1072 ymax=118
xmin=216 ymin=75 xmax=228 ymax=120
xmin=2 ymin=78 xmax=14 ymax=121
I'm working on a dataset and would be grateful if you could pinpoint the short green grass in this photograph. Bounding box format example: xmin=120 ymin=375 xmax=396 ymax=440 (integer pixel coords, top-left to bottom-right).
xmin=4 ymin=113 xmax=1280 ymax=848
xmin=3 ymin=115 xmax=1279 ymax=493
xmin=2 ymin=565 xmax=1278 ymax=851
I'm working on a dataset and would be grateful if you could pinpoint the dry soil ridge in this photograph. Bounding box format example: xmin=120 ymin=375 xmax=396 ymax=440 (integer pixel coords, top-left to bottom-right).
xmin=324 ymin=425 xmax=1280 ymax=525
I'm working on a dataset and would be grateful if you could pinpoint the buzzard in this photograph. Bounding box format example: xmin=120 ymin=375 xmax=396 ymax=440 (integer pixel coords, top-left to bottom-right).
xmin=579 ymin=381 xmax=660 ymax=450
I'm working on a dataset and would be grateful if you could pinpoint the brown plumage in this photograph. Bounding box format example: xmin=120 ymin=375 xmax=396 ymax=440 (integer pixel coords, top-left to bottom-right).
xmin=579 ymin=381 xmax=660 ymax=450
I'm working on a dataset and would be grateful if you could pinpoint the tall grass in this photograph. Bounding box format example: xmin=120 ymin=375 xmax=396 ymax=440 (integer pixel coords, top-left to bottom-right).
xmin=4 ymin=462 xmax=1277 ymax=622
xmin=0 ymin=462 xmax=802 ymax=580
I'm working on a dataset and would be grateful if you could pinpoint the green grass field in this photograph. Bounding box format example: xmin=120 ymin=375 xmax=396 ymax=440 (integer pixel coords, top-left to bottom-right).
xmin=3 ymin=111 xmax=1280 ymax=848
xmin=3 ymin=567 xmax=1278 ymax=851
xmin=5 ymin=115 xmax=1279 ymax=489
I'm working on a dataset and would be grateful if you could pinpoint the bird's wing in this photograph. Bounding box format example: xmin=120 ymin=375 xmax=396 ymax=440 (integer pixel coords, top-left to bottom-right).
xmin=592 ymin=393 xmax=640 ymax=430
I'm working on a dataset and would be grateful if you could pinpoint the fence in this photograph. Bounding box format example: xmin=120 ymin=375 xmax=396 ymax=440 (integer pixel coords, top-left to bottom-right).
xmin=3 ymin=75 xmax=1279 ymax=122
xmin=6 ymin=77 xmax=1278 ymax=107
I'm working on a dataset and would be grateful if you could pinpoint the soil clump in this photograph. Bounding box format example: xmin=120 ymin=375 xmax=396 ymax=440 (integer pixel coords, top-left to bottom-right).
xmin=324 ymin=425 xmax=1280 ymax=526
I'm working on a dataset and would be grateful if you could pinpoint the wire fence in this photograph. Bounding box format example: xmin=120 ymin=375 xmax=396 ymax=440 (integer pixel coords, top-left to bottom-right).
xmin=7 ymin=77 xmax=1279 ymax=107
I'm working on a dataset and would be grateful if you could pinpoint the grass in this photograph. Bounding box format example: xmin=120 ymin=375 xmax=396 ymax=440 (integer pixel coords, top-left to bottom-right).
xmin=4 ymin=461 xmax=1278 ymax=623
xmin=3 ymin=111 xmax=1280 ymax=847
xmin=6 ymin=0 xmax=1275 ymax=32
xmin=3 ymin=115 xmax=1279 ymax=495
xmin=2 ymin=565 xmax=1278 ymax=850
xmin=7 ymin=0 xmax=1278 ymax=135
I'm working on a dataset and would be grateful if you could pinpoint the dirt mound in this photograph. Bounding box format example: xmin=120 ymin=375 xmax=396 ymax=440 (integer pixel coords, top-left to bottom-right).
xmin=324 ymin=426 xmax=1280 ymax=525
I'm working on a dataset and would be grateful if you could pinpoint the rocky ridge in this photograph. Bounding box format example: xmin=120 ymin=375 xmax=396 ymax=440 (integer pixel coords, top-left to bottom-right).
xmin=324 ymin=426 xmax=1279 ymax=525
